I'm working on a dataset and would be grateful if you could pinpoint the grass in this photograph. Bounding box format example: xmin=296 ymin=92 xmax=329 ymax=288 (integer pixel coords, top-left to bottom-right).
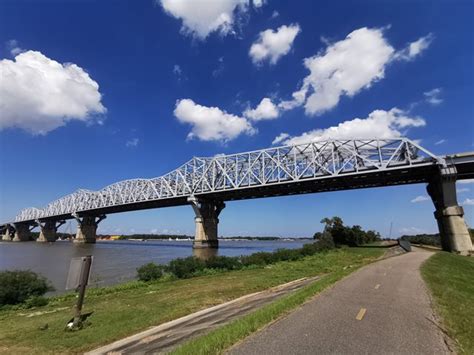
xmin=0 ymin=247 xmax=383 ymax=354
xmin=421 ymin=252 xmax=474 ymax=354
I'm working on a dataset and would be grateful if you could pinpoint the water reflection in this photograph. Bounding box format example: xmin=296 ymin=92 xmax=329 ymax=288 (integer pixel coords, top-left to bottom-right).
xmin=193 ymin=247 xmax=218 ymax=260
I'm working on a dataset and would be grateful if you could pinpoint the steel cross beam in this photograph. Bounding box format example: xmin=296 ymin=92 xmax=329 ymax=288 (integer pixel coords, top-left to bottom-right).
xmin=9 ymin=138 xmax=447 ymax=224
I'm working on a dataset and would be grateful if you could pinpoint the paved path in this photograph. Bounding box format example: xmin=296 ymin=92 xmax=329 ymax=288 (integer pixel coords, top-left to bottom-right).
xmin=230 ymin=248 xmax=452 ymax=355
xmin=87 ymin=277 xmax=320 ymax=354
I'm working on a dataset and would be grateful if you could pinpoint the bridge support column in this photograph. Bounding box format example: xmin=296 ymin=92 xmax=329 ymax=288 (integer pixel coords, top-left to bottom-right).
xmin=188 ymin=197 xmax=225 ymax=249
xmin=427 ymin=166 xmax=473 ymax=255
xmin=12 ymin=223 xmax=31 ymax=242
xmin=2 ymin=225 xmax=13 ymax=241
xmin=73 ymin=215 xmax=106 ymax=244
xmin=37 ymin=220 xmax=65 ymax=242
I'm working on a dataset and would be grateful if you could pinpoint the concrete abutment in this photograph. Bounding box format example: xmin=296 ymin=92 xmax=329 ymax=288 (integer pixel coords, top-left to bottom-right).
xmin=188 ymin=197 xmax=225 ymax=249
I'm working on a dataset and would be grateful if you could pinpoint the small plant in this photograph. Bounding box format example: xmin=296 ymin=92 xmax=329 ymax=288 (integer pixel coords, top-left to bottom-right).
xmin=137 ymin=263 xmax=165 ymax=282
xmin=0 ymin=270 xmax=54 ymax=306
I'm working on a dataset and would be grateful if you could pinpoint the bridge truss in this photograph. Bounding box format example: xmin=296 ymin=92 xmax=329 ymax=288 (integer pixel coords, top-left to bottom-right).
xmin=13 ymin=139 xmax=443 ymax=223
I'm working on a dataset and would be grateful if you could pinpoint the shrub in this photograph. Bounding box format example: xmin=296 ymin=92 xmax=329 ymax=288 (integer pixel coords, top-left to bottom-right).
xmin=205 ymin=256 xmax=242 ymax=271
xmin=271 ymin=248 xmax=302 ymax=262
xmin=24 ymin=295 xmax=49 ymax=308
xmin=167 ymin=257 xmax=206 ymax=279
xmin=137 ymin=263 xmax=165 ymax=282
xmin=240 ymin=252 xmax=275 ymax=266
xmin=0 ymin=270 xmax=54 ymax=306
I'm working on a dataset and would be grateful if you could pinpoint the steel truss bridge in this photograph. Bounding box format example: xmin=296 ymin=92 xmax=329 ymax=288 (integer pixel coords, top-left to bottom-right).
xmin=6 ymin=138 xmax=474 ymax=225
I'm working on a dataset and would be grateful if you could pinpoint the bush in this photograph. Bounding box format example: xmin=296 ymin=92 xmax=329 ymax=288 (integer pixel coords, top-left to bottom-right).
xmin=240 ymin=252 xmax=275 ymax=266
xmin=204 ymin=256 xmax=242 ymax=271
xmin=167 ymin=257 xmax=206 ymax=279
xmin=137 ymin=263 xmax=165 ymax=282
xmin=0 ymin=270 xmax=54 ymax=306
xmin=271 ymin=248 xmax=302 ymax=262
xmin=24 ymin=295 xmax=49 ymax=308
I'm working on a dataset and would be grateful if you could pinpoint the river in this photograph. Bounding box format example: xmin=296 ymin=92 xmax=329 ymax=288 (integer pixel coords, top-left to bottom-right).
xmin=0 ymin=239 xmax=310 ymax=294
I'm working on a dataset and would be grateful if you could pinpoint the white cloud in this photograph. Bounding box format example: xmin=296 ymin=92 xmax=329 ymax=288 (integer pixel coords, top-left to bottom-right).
xmin=244 ymin=97 xmax=279 ymax=121
xmin=270 ymin=10 xmax=279 ymax=18
xmin=277 ymin=108 xmax=425 ymax=146
xmin=6 ymin=39 xmax=24 ymax=56
xmin=457 ymin=188 xmax=470 ymax=193
xmin=272 ymin=132 xmax=289 ymax=145
xmin=279 ymin=28 xmax=434 ymax=116
xmin=434 ymin=138 xmax=446 ymax=145
xmin=174 ymin=99 xmax=255 ymax=142
xmin=411 ymin=195 xmax=430 ymax=203
xmin=395 ymin=34 xmax=434 ymax=61
xmin=160 ymin=0 xmax=259 ymax=40
xmin=458 ymin=179 xmax=474 ymax=184
xmin=462 ymin=198 xmax=474 ymax=206
xmin=279 ymin=27 xmax=394 ymax=115
xmin=126 ymin=138 xmax=140 ymax=147
xmin=424 ymin=88 xmax=443 ymax=105
xmin=249 ymin=24 xmax=300 ymax=65
xmin=0 ymin=50 xmax=106 ymax=135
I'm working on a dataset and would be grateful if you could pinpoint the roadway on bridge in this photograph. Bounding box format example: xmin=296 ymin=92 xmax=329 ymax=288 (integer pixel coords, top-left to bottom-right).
xmin=229 ymin=247 xmax=452 ymax=354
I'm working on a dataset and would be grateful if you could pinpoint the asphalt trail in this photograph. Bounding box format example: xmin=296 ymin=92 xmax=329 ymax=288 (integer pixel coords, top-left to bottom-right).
xmin=229 ymin=248 xmax=452 ymax=355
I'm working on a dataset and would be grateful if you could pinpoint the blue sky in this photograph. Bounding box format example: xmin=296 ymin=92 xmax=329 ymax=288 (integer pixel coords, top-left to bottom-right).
xmin=0 ymin=0 xmax=473 ymax=237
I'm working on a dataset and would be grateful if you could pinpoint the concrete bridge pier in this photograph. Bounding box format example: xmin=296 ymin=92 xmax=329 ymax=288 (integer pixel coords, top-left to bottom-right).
xmin=73 ymin=214 xmax=106 ymax=243
xmin=1 ymin=225 xmax=13 ymax=241
xmin=12 ymin=223 xmax=31 ymax=242
xmin=36 ymin=220 xmax=65 ymax=242
xmin=427 ymin=166 xmax=473 ymax=255
xmin=188 ymin=197 xmax=225 ymax=249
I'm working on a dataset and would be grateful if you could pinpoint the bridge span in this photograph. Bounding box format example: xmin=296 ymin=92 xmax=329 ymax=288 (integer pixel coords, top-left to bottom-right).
xmin=1 ymin=139 xmax=473 ymax=254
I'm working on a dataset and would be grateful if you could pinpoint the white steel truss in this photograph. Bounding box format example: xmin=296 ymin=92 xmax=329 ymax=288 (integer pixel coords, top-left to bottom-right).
xmin=13 ymin=138 xmax=443 ymax=223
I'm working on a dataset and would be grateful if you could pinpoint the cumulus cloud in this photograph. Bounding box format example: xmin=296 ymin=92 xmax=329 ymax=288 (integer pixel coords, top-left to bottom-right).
xmin=411 ymin=195 xmax=430 ymax=203
xmin=276 ymin=108 xmax=425 ymax=146
xmin=278 ymin=28 xmax=434 ymax=116
xmin=279 ymin=27 xmax=394 ymax=115
xmin=244 ymin=97 xmax=279 ymax=121
xmin=462 ymin=198 xmax=474 ymax=206
xmin=424 ymin=88 xmax=443 ymax=105
xmin=395 ymin=34 xmax=434 ymax=61
xmin=160 ymin=0 xmax=261 ymax=39
xmin=0 ymin=50 xmax=106 ymax=135
xmin=174 ymin=99 xmax=255 ymax=142
xmin=249 ymin=24 xmax=301 ymax=65
xmin=272 ymin=132 xmax=290 ymax=145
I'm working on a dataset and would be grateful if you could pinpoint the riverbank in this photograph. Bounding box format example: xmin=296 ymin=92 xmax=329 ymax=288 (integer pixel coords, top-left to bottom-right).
xmin=0 ymin=247 xmax=383 ymax=354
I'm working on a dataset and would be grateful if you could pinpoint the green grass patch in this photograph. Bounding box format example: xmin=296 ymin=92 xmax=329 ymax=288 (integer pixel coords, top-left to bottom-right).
xmin=421 ymin=252 xmax=474 ymax=354
xmin=0 ymin=247 xmax=382 ymax=354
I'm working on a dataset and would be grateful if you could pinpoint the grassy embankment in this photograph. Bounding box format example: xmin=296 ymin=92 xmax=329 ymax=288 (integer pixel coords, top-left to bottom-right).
xmin=421 ymin=252 xmax=474 ymax=354
xmin=0 ymin=247 xmax=383 ymax=354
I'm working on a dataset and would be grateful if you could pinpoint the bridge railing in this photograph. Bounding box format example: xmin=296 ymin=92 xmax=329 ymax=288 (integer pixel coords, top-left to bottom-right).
xmin=13 ymin=138 xmax=441 ymax=223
